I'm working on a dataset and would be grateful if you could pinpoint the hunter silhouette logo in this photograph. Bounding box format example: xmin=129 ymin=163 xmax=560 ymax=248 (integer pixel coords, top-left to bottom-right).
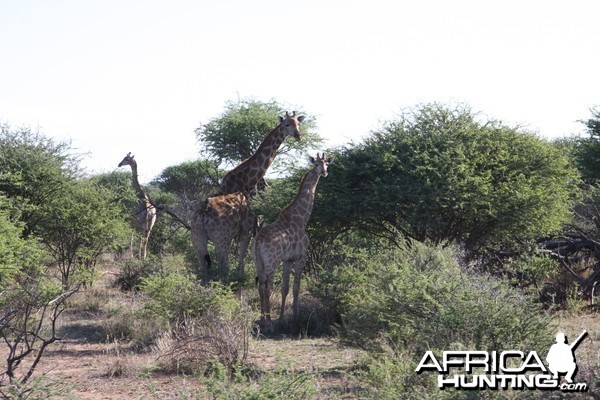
xmin=546 ymin=330 xmax=587 ymax=384
xmin=415 ymin=330 xmax=588 ymax=392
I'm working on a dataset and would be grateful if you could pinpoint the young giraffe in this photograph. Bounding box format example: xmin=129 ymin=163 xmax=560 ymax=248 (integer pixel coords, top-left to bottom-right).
xmin=254 ymin=153 xmax=333 ymax=332
xmin=118 ymin=152 xmax=157 ymax=260
xmin=192 ymin=112 xmax=305 ymax=283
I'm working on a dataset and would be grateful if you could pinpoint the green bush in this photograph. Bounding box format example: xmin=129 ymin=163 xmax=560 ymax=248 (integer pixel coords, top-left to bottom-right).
xmin=335 ymin=243 xmax=551 ymax=354
xmin=313 ymin=242 xmax=553 ymax=397
xmin=113 ymin=255 xmax=185 ymax=292
xmin=141 ymin=273 xmax=257 ymax=375
xmin=314 ymin=103 xmax=579 ymax=251
xmin=141 ymin=272 xmax=230 ymax=323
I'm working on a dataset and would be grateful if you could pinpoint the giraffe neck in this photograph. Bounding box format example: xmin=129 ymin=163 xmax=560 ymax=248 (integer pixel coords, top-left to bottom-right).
xmin=219 ymin=124 xmax=286 ymax=195
xmin=128 ymin=162 xmax=148 ymax=201
xmin=279 ymin=168 xmax=321 ymax=230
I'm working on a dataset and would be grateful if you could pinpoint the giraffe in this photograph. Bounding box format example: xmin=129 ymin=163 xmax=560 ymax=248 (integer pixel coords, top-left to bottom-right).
xmin=118 ymin=152 xmax=157 ymax=260
xmin=191 ymin=112 xmax=306 ymax=283
xmin=216 ymin=111 xmax=305 ymax=196
xmin=254 ymin=153 xmax=333 ymax=332
xmin=191 ymin=192 xmax=252 ymax=283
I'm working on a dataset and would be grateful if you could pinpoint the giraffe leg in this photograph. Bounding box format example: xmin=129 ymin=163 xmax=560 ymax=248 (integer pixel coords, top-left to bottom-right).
xmin=292 ymin=259 xmax=305 ymax=322
xmin=141 ymin=228 xmax=151 ymax=260
xmin=280 ymin=261 xmax=293 ymax=320
xmin=236 ymin=225 xmax=252 ymax=279
xmin=140 ymin=236 xmax=147 ymax=260
xmin=215 ymin=240 xmax=232 ymax=284
xmin=258 ymin=273 xmax=273 ymax=333
xmin=254 ymin=241 xmax=275 ymax=332
xmin=191 ymin=225 xmax=210 ymax=284
xmin=129 ymin=234 xmax=135 ymax=259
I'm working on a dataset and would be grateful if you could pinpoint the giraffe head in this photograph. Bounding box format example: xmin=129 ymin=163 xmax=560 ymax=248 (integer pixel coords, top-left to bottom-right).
xmin=278 ymin=111 xmax=305 ymax=142
xmin=118 ymin=152 xmax=135 ymax=168
xmin=308 ymin=153 xmax=334 ymax=177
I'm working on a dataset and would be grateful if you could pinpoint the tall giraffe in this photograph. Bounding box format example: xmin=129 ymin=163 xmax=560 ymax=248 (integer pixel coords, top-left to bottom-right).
xmin=118 ymin=152 xmax=157 ymax=260
xmin=217 ymin=111 xmax=305 ymax=196
xmin=254 ymin=153 xmax=333 ymax=331
xmin=192 ymin=112 xmax=306 ymax=283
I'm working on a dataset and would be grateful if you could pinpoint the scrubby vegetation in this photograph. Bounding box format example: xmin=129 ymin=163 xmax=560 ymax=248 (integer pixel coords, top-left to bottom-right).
xmin=2 ymin=102 xmax=600 ymax=398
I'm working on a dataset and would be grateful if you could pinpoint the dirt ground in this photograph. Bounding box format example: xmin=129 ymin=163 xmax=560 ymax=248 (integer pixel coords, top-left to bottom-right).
xmin=30 ymin=308 xmax=599 ymax=400
xmin=37 ymin=314 xmax=364 ymax=399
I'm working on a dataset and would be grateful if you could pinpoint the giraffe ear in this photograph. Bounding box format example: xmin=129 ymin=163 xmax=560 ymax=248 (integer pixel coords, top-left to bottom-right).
xmin=297 ymin=115 xmax=305 ymax=123
xmin=279 ymin=116 xmax=285 ymax=123
xmin=308 ymin=156 xmax=316 ymax=164
xmin=326 ymin=157 xmax=334 ymax=164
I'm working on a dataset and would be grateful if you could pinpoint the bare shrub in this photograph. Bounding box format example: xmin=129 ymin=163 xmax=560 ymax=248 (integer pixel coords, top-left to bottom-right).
xmin=0 ymin=283 xmax=80 ymax=398
xmin=153 ymin=299 xmax=256 ymax=376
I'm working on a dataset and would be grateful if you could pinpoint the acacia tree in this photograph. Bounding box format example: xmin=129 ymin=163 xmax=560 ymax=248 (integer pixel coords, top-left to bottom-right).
xmin=154 ymin=159 xmax=222 ymax=205
xmin=313 ymin=103 xmax=579 ymax=252
xmin=39 ymin=180 xmax=130 ymax=289
xmin=0 ymin=124 xmax=77 ymax=237
xmin=1 ymin=125 xmax=130 ymax=289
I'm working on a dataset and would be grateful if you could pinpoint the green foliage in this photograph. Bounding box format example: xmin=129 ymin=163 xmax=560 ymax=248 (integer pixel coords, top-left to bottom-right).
xmin=573 ymin=106 xmax=600 ymax=183
xmin=252 ymin=170 xmax=305 ymax=225
xmin=151 ymin=160 xmax=223 ymax=255
xmin=311 ymin=242 xmax=553 ymax=397
xmin=91 ymin=170 xmax=138 ymax=220
xmin=315 ymin=103 xmax=579 ymax=250
xmin=148 ymin=208 xmax=194 ymax=258
xmin=0 ymin=124 xmax=77 ymax=237
xmin=103 ymin=304 xmax=162 ymax=346
xmin=113 ymin=259 xmax=160 ymax=292
xmin=141 ymin=272 xmax=240 ymax=324
xmin=154 ymin=159 xmax=222 ymax=198
xmin=196 ymin=98 xmax=322 ymax=174
xmin=113 ymin=255 xmax=187 ymax=292
xmin=39 ymin=180 xmax=131 ymax=289
xmin=320 ymin=243 xmax=551 ymax=354
xmin=360 ymin=349 xmax=435 ymax=400
xmin=0 ymin=196 xmax=41 ymax=287
xmin=0 ymin=125 xmax=130 ymax=289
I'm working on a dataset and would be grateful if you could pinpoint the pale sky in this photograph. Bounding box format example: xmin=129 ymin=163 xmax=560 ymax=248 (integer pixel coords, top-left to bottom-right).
xmin=2 ymin=1 xmax=599 ymax=182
